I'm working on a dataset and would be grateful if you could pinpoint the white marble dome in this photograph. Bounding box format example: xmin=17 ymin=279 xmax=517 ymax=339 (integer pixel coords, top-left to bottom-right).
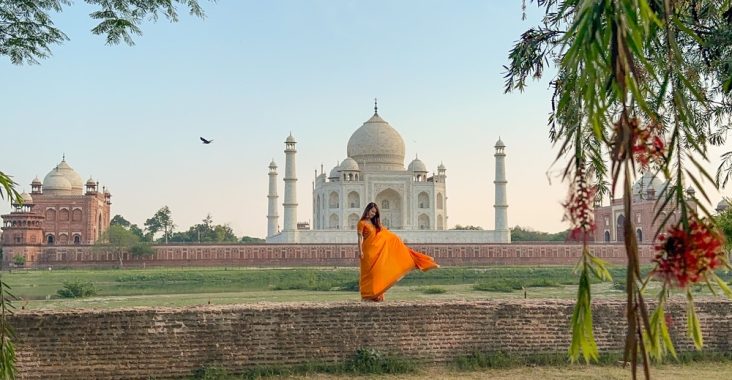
xmin=347 ymin=113 xmax=405 ymax=171
xmin=44 ymin=158 xmax=84 ymax=193
xmin=43 ymin=169 xmax=73 ymax=194
xmin=329 ymin=165 xmax=341 ymax=179
xmin=339 ymin=157 xmax=360 ymax=171
xmin=408 ymin=157 xmax=427 ymax=173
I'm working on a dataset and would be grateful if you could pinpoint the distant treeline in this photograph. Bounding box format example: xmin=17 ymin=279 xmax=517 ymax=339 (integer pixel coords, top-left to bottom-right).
xmin=510 ymin=226 xmax=569 ymax=242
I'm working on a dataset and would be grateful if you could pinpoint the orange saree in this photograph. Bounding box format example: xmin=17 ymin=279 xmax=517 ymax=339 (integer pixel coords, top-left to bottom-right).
xmin=358 ymin=219 xmax=439 ymax=301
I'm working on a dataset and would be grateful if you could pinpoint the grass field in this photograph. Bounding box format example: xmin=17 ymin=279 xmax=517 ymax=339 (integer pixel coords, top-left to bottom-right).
xmin=4 ymin=265 xmax=730 ymax=310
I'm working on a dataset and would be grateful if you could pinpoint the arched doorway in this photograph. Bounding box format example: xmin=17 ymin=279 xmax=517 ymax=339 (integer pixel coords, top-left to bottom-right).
xmin=616 ymin=214 xmax=625 ymax=242
xmin=376 ymin=189 xmax=402 ymax=229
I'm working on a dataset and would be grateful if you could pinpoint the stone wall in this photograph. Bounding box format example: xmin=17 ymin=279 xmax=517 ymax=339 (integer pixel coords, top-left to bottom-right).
xmin=5 ymin=243 xmax=657 ymax=268
xmin=12 ymin=299 xmax=732 ymax=379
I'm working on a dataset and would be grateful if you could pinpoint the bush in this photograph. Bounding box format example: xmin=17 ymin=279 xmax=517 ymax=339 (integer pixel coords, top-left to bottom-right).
xmin=130 ymin=242 xmax=155 ymax=257
xmin=473 ymin=282 xmax=515 ymax=292
xmin=57 ymin=281 xmax=97 ymax=298
xmin=12 ymin=254 xmax=26 ymax=267
xmin=418 ymin=286 xmax=447 ymax=294
xmin=344 ymin=347 xmax=415 ymax=374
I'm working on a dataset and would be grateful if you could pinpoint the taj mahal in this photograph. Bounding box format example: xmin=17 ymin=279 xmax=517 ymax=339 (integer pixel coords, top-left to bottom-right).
xmin=265 ymin=102 xmax=510 ymax=244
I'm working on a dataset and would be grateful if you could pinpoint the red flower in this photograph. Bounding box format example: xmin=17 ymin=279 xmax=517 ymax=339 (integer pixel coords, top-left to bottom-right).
xmin=563 ymin=166 xmax=596 ymax=242
xmin=628 ymin=119 xmax=665 ymax=170
xmin=653 ymin=218 xmax=725 ymax=289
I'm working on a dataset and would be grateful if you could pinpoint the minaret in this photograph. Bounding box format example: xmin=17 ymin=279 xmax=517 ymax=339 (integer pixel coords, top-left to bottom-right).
xmin=494 ymin=138 xmax=508 ymax=231
xmin=283 ymin=134 xmax=298 ymax=231
xmin=267 ymin=160 xmax=279 ymax=237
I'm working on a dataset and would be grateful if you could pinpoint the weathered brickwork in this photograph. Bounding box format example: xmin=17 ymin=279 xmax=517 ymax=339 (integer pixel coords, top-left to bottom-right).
xmin=8 ymin=243 xmax=657 ymax=268
xmin=11 ymin=299 xmax=732 ymax=379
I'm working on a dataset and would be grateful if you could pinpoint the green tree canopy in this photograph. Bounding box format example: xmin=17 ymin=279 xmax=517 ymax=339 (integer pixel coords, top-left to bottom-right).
xmin=95 ymin=224 xmax=140 ymax=267
xmin=510 ymin=226 xmax=568 ymax=242
xmin=507 ymin=0 xmax=732 ymax=374
xmin=169 ymin=214 xmax=238 ymax=243
xmin=145 ymin=206 xmax=175 ymax=244
xmin=111 ymin=214 xmax=145 ymax=240
xmin=1 ymin=0 xmax=207 ymax=65
xmin=451 ymin=224 xmax=484 ymax=230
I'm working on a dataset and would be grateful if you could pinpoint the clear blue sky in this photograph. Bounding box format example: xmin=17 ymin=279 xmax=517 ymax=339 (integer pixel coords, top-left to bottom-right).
xmin=2 ymin=1 xmax=727 ymax=238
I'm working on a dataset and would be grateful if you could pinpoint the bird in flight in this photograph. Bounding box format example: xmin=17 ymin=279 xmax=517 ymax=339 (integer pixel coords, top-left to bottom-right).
xmin=200 ymin=137 xmax=213 ymax=144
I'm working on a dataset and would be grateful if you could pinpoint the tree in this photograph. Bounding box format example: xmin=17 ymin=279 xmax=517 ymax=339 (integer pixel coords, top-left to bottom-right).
xmin=1 ymin=0 xmax=207 ymax=65
xmin=451 ymin=224 xmax=484 ymax=230
xmin=145 ymin=206 xmax=175 ymax=244
xmin=715 ymin=208 xmax=732 ymax=253
xmin=0 ymin=171 xmax=20 ymax=206
xmin=240 ymin=236 xmax=265 ymax=244
xmin=111 ymin=214 xmax=145 ymax=240
xmin=510 ymin=226 xmax=568 ymax=242
xmin=506 ymin=1 xmax=732 ymax=377
xmin=2 ymin=2 xmax=209 ymax=377
xmin=169 ymin=214 xmax=238 ymax=243
xmin=95 ymin=224 xmax=140 ymax=268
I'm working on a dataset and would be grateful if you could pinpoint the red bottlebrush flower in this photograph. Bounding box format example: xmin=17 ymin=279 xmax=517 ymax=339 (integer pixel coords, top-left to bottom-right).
xmin=563 ymin=166 xmax=596 ymax=242
xmin=628 ymin=119 xmax=666 ymax=170
xmin=652 ymin=218 xmax=725 ymax=289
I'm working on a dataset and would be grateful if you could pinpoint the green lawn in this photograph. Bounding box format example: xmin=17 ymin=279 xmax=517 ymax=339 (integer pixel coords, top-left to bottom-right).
xmin=3 ymin=265 xmax=729 ymax=310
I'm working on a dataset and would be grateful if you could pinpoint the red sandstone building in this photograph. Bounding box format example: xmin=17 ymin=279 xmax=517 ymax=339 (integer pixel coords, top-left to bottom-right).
xmin=1 ymin=157 xmax=111 ymax=262
xmin=593 ymin=172 xmax=696 ymax=243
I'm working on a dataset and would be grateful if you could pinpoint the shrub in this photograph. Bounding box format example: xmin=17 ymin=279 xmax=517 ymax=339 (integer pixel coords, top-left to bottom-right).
xmin=12 ymin=255 xmax=25 ymax=267
xmin=130 ymin=242 xmax=155 ymax=257
xmin=56 ymin=281 xmax=97 ymax=298
xmin=344 ymin=347 xmax=415 ymax=374
xmin=418 ymin=286 xmax=447 ymax=294
xmin=473 ymin=282 xmax=514 ymax=292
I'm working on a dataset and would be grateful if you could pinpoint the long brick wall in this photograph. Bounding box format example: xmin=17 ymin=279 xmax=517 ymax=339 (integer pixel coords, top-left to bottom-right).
xmin=11 ymin=299 xmax=732 ymax=379
xmin=7 ymin=243 xmax=657 ymax=268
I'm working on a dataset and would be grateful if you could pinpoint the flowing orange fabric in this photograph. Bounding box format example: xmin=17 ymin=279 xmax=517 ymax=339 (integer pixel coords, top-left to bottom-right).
xmin=358 ymin=219 xmax=439 ymax=301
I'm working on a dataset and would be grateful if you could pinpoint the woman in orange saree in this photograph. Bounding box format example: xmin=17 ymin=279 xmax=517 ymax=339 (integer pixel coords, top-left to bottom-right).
xmin=357 ymin=202 xmax=439 ymax=301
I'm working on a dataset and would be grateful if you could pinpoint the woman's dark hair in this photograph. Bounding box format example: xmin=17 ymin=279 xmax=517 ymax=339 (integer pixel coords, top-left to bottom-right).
xmin=361 ymin=202 xmax=382 ymax=231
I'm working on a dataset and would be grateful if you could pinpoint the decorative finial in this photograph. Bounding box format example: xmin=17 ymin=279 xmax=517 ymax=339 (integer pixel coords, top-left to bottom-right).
xmin=62 ymin=153 xmax=66 ymax=161
xmin=374 ymin=98 xmax=378 ymax=115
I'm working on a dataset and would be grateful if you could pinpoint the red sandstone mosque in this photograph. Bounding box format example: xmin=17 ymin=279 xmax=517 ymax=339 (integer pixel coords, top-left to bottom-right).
xmin=592 ymin=171 xmax=698 ymax=243
xmin=1 ymin=157 xmax=111 ymax=258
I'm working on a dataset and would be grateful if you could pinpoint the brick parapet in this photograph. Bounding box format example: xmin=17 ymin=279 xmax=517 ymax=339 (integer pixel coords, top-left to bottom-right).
xmin=4 ymin=243 xmax=656 ymax=268
xmin=11 ymin=299 xmax=732 ymax=379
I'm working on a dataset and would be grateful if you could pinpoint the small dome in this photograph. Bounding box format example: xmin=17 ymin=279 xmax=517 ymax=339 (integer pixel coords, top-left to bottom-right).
xmin=20 ymin=192 xmax=33 ymax=204
xmin=31 ymin=176 xmax=41 ymax=185
xmin=408 ymin=157 xmax=427 ymax=173
xmin=717 ymin=198 xmax=730 ymax=212
xmin=43 ymin=169 xmax=73 ymax=193
xmin=86 ymin=177 xmax=96 ymax=185
xmin=285 ymin=134 xmax=296 ymax=143
xmin=329 ymin=165 xmax=341 ymax=179
xmin=269 ymin=160 xmax=277 ymax=168
xmin=495 ymin=138 xmax=505 ymax=148
xmin=686 ymin=186 xmax=696 ymax=195
xmin=339 ymin=157 xmax=360 ymax=172
xmin=438 ymin=162 xmax=446 ymax=171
